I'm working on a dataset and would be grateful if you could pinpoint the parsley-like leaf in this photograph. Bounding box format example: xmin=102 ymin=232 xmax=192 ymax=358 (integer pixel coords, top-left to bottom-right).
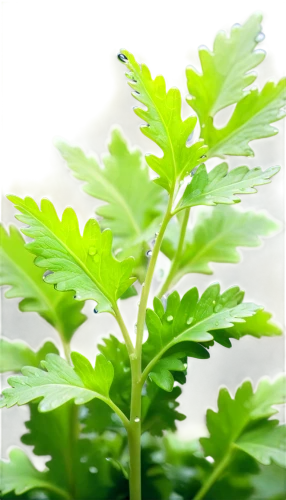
xmin=201 ymin=375 xmax=286 ymax=466
xmin=119 ymin=50 xmax=207 ymax=192
xmin=0 ymin=224 xmax=86 ymax=340
xmin=176 ymin=163 xmax=279 ymax=212
xmin=7 ymin=196 xmax=136 ymax=313
xmin=186 ymin=14 xmax=265 ymax=125
xmin=56 ymin=128 xmax=165 ymax=277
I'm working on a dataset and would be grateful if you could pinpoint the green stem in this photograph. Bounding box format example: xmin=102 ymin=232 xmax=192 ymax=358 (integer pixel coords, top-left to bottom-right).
xmin=42 ymin=482 xmax=72 ymax=500
xmin=157 ymin=208 xmax=190 ymax=298
xmin=193 ymin=449 xmax=233 ymax=500
xmin=127 ymin=192 xmax=174 ymax=500
xmin=113 ymin=304 xmax=135 ymax=356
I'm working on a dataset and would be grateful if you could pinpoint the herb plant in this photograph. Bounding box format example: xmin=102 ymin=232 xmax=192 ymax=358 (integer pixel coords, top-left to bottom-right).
xmin=1 ymin=13 xmax=285 ymax=500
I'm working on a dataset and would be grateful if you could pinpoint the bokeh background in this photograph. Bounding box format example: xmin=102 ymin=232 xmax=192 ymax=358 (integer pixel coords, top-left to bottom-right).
xmin=1 ymin=0 xmax=285 ymax=465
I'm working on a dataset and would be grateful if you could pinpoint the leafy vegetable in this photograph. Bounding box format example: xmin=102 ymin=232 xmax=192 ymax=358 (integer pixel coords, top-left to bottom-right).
xmin=56 ymin=128 xmax=165 ymax=278
xmin=186 ymin=13 xmax=265 ymax=126
xmin=0 ymin=224 xmax=86 ymax=341
xmin=7 ymin=196 xmax=136 ymax=313
xmin=176 ymin=163 xmax=279 ymax=212
xmin=119 ymin=50 xmax=207 ymax=192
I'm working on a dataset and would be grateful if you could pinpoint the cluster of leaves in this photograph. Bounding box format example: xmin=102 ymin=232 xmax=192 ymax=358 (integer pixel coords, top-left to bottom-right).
xmin=1 ymin=12 xmax=285 ymax=500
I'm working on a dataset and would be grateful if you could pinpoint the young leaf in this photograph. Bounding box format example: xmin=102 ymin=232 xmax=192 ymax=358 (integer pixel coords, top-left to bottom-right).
xmin=7 ymin=196 xmax=136 ymax=313
xmin=186 ymin=14 xmax=265 ymax=126
xmin=176 ymin=163 xmax=279 ymax=212
xmin=0 ymin=353 xmax=115 ymax=412
xmin=142 ymin=285 xmax=260 ymax=391
xmin=0 ymin=224 xmax=86 ymax=341
xmin=0 ymin=337 xmax=59 ymax=373
xmin=201 ymin=375 xmax=286 ymax=466
xmin=0 ymin=448 xmax=69 ymax=499
xmin=203 ymin=79 xmax=286 ymax=158
xmin=56 ymin=128 xmax=165 ymax=265
xmin=162 ymin=206 xmax=279 ymax=281
xmin=118 ymin=50 xmax=207 ymax=192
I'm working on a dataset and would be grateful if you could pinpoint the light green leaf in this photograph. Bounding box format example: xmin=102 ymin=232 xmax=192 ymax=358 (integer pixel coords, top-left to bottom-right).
xmin=0 ymin=224 xmax=86 ymax=341
xmin=236 ymin=420 xmax=286 ymax=467
xmin=251 ymin=463 xmax=286 ymax=500
xmin=203 ymin=79 xmax=286 ymax=158
xmin=201 ymin=375 xmax=286 ymax=465
xmin=142 ymin=285 xmax=260 ymax=391
xmin=213 ymin=310 xmax=281 ymax=348
xmin=56 ymin=128 xmax=165 ymax=267
xmin=0 ymin=337 xmax=59 ymax=373
xmin=0 ymin=353 xmax=114 ymax=412
xmin=186 ymin=14 xmax=265 ymax=124
xmin=162 ymin=206 xmax=279 ymax=281
xmin=176 ymin=163 xmax=279 ymax=212
xmin=0 ymin=448 xmax=69 ymax=499
xmin=71 ymin=352 xmax=114 ymax=398
xmin=7 ymin=196 xmax=136 ymax=313
xmin=118 ymin=50 xmax=207 ymax=192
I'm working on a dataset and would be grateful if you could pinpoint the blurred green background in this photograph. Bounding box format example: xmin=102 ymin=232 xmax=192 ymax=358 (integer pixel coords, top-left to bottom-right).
xmin=1 ymin=0 xmax=286 ymax=458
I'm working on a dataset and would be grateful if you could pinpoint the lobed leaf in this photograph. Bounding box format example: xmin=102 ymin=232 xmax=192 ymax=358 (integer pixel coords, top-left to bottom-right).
xmin=0 ymin=337 xmax=59 ymax=373
xmin=201 ymin=375 xmax=286 ymax=466
xmin=143 ymin=284 xmax=261 ymax=391
xmin=176 ymin=163 xmax=279 ymax=212
xmin=186 ymin=14 xmax=265 ymax=125
xmin=203 ymin=79 xmax=286 ymax=158
xmin=0 ymin=224 xmax=86 ymax=341
xmin=0 ymin=353 xmax=114 ymax=412
xmin=118 ymin=49 xmax=207 ymax=192
xmin=56 ymin=128 xmax=165 ymax=279
xmin=7 ymin=196 xmax=136 ymax=313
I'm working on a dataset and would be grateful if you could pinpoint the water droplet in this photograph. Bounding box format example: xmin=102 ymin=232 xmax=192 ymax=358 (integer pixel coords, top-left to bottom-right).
xmin=88 ymin=247 xmax=96 ymax=256
xmin=146 ymin=250 xmax=152 ymax=257
xmin=167 ymin=315 xmax=173 ymax=322
xmin=186 ymin=317 xmax=193 ymax=325
xmin=168 ymin=401 xmax=175 ymax=409
xmin=155 ymin=232 xmax=159 ymax=237
xmin=200 ymin=154 xmax=207 ymax=159
xmin=123 ymin=366 xmax=130 ymax=373
xmin=191 ymin=167 xmax=198 ymax=177
xmin=206 ymin=456 xmax=215 ymax=463
xmin=74 ymin=294 xmax=82 ymax=300
xmin=80 ymin=456 xmax=88 ymax=463
xmin=133 ymin=90 xmax=140 ymax=95
xmin=184 ymin=363 xmax=188 ymax=369
xmin=94 ymin=308 xmax=98 ymax=314
xmin=89 ymin=466 xmax=98 ymax=474
xmin=43 ymin=270 xmax=53 ymax=279
xmin=117 ymin=53 xmax=128 ymax=63
xmin=142 ymin=283 xmax=145 ymax=287
xmin=114 ymin=247 xmax=123 ymax=256
xmin=134 ymin=417 xmax=140 ymax=423
xmin=255 ymin=32 xmax=265 ymax=43
xmin=212 ymin=300 xmax=216 ymax=305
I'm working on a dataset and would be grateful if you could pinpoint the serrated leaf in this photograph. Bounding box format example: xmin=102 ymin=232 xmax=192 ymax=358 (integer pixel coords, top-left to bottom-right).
xmin=186 ymin=14 xmax=265 ymax=124
xmin=0 ymin=448 xmax=69 ymax=499
xmin=0 ymin=337 xmax=59 ymax=373
xmin=176 ymin=163 xmax=279 ymax=212
xmin=7 ymin=196 xmax=136 ymax=313
xmin=143 ymin=285 xmax=260 ymax=391
xmin=203 ymin=79 xmax=286 ymax=158
xmin=0 ymin=353 xmax=114 ymax=412
xmin=236 ymin=420 xmax=286 ymax=467
xmin=142 ymin=385 xmax=186 ymax=436
xmin=161 ymin=206 xmax=279 ymax=283
xmin=0 ymin=225 xmax=86 ymax=341
xmin=201 ymin=375 xmax=286 ymax=465
xmin=119 ymin=49 xmax=207 ymax=192
xmin=56 ymin=128 xmax=165 ymax=275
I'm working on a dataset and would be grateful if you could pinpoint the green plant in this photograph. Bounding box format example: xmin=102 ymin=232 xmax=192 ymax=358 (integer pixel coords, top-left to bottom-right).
xmin=0 ymin=12 xmax=285 ymax=500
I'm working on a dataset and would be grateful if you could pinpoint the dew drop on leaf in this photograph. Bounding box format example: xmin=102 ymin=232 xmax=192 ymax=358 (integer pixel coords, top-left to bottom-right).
xmin=186 ymin=317 xmax=193 ymax=325
xmin=146 ymin=250 xmax=152 ymax=257
xmin=80 ymin=456 xmax=88 ymax=463
xmin=89 ymin=466 xmax=98 ymax=474
xmin=200 ymin=155 xmax=207 ymax=159
xmin=255 ymin=32 xmax=265 ymax=43
xmin=88 ymin=247 xmax=96 ymax=256
xmin=117 ymin=53 xmax=128 ymax=63
xmin=43 ymin=270 xmax=53 ymax=279
xmin=191 ymin=167 xmax=198 ymax=177
xmin=134 ymin=417 xmax=140 ymax=423
xmin=93 ymin=308 xmax=98 ymax=314
xmin=167 ymin=315 xmax=173 ymax=322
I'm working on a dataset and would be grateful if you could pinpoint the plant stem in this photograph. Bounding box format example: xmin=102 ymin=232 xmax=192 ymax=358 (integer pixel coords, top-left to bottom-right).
xmin=127 ymin=193 xmax=174 ymax=500
xmin=113 ymin=304 xmax=135 ymax=356
xmin=193 ymin=450 xmax=233 ymax=500
xmin=157 ymin=207 xmax=190 ymax=298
